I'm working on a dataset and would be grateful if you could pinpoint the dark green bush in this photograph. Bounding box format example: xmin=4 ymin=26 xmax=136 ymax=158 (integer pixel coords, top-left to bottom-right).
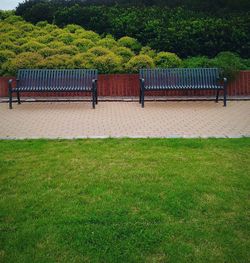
xmin=182 ymin=56 xmax=211 ymax=68
xmin=210 ymin=52 xmax=245 ymax=80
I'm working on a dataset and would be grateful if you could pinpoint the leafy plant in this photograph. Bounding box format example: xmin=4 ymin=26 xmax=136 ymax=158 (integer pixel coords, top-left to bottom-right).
xmin=125 ymin=55 xmax=155 ymax=73
xmin=155 ymin=52 xmax=182 ymax=68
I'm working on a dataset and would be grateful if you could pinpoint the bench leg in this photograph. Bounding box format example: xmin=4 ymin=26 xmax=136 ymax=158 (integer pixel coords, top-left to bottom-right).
xmin=139 ymin=88 xmax=142 ymax=104
xmin=92 ymin=89 xmax=95 ymax=109
xmin=95 ymin=88 xmax=98 ymax=105
xmin=141 ymin=88 xmax=145 ymax=108
xmin=8 ymin=87 xmax=12 ymax=109
xmin=17 ymin=91 xmax=21 ymax=104
xmin=215 ymin=90 xmax=219 ymax=103
xmin=223 ymin=87 xmax=227 ymax=107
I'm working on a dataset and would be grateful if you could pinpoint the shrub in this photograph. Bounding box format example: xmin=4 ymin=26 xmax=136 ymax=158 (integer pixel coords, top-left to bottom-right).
xmin=57 ymin=45 xmax=79 ymax=55
xmin=112 ymin=47 xmax=134 ymax=63
xmin=241 ymin=59 xmax=250 ymax=69
xmin=125 ymin=55 xmax=155 ymax=73
xmin=64 ymin=24 xmax=83 ymax=33
xmin=182 ymin=56 xmax=211 ymax=68
xmin=57 ymin=33 xmax=75 ymax=45
xmin=20 ymin=41 xmax=46 ymax=52
xmin=2 ymin=52 xmax=43 ymax=75
xmin=118 ymin=36 xmax=142 ymax=53
xmin=72 ymin=53 xmax=95 ymax=68
xmin=77 ymin=31 xmax=100 ymax=42
xmin=38 ymin=54 xmax=74 ymax=69
xmin=36 ymin=35 xmax=55 ymax=44
xmin=72 ymin=39 xmax=95 ymax=52
xmin=0 ymin=50 xmax=15 ymax=64
xmin=88 ymin=46 xmax=112 ymax=57
xmin=210 ymin=51 xmax=245 ymax=81
xmin=4 ymin=15 xmax=23 ymax=24
xmin=47 ymin=41 xmax=65 ymax=49
xmin=97 ymin=38 xmax=118 ymax=49
xmin=0 ymin=42 xmax=21 ymax=54
xmin=155 ymin=52 xmax=182 ymax=68
xmin=140 ymin=46 xmax=157 ymax=59
xmin=36 ymin=21 xmax=49 ymax=28
xmin=38 ymin=47 xmax=58 ymax=58
xmin=93 ymin=53 xmax=122 ymax=74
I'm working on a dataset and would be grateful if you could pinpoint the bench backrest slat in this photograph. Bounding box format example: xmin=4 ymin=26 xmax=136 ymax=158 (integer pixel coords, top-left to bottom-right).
xmin=17 ymin=69 xmax=98 ymax=91
xmin=140 ymin=68 xmax=220 ymax=89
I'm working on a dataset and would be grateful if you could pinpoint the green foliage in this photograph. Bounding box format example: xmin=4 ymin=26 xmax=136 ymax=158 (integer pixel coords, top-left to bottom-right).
xmin=140 ymin=46 xmax=157 ymax=59
xmin=38 ymin=55 xmax=74 ymax=69
xmin=0 ymin=15 xmax=247 ymax=76
xmin=125 ymin=55 xmax=155 ymax=73
xmin=57 ymin=33 xmax=75 ymax=45
xmin=88 ymin=46 xmax=112 ymax=57
xmin=210 ymin=52 xmax=245 ymax=81
xmin=93 ymin=53 xmax=122 ymax=73
xmin=97 ymin=38 xmax=118 ymax=49
xmin=0 ymin=42 xmax=21 ymax=54
xmin=0 ymin=50 xmax=15 ymax=64
xmin=20 ymin=41 xmax=46 ymax=52
xmin=38 ymin=47 xmax=58 ymax=58
xmin=155 ymin=52 xmax=182 ymax=68
xmin=57 ymin=46 xmax=79 ymax=55
xmin=15 ymin=2 xmax=250 ymax=58
xmin=118 ymin=36 xmax=142 ymax=53
xmin=73 ymin=53 xmax=95 ymax=68
xmin=182 ymin=56 xmax=211 ymax=68
xmin=72 ymin=39 xmax=95 ymax=52
xmin=112 ymin=47 xmax=135 ymax=63
xmin=2 ymin=52 xmax=43 ymax=76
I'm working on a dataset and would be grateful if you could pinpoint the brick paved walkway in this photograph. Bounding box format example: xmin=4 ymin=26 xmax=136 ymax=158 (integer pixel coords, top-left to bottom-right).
xmin=0 ymin=101 xmax=249 ymax=138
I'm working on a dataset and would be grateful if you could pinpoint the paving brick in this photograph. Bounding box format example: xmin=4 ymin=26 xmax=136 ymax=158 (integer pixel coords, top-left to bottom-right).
xmin=0 ymin=101 xmax=249 ymax=139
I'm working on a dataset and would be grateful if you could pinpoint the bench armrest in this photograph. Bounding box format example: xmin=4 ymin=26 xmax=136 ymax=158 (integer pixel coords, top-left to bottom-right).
xmin=216 ymin=77 xmax=227 ymax=85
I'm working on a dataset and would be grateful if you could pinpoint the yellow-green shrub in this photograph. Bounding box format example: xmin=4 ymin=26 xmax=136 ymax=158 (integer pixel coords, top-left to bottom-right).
xmin=64 ymin=24 xmax=83 ymax=33
xmin=72 ymin=39 xmax=95 ymax=52
xmin=97 ymin=38 xmax=118 ymax=49
xmin=125 ymin=55 xmax=155 ymax=73
xmin=92 ymin=53 xmax=122 ymax=74
xmin=154 ymin=52 xmax=182 ymax=68
xmin=47 ymin=41 xmax=65 ymax=49
xmin=88 ymin=46 xmax=112 ymax=57
xmin=140 ymin=46 xmax=157 ymax=59
xmin=0 ymin=50 xmax=15 ymax=64
xmin=20 ymin=41 xmax=46 ymax=52
xmin=38 ymin=47 xmax=58 ymax=58
xmin=37 ymin=54 xmax=74 ymax=69
xmin=57 ymin=45 xmax=79 ymax=55
xmin=0 ymin=41 xmax=21 ymax=54
xmin=2 ymin=52 xmax=43 ymax=75
xmin=72 ymin=53 xmax=95 ymax=68
xmin=57 ymin=33 xmax=75 ymax=45
xmin=118 ymin=36 xmax=142 ymax=53
xmin=112 ymin=47 xmax=134 ymax=63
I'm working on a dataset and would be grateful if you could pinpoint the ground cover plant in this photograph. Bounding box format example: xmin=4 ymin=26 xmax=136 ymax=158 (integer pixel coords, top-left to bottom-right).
xmin=0 ymin=139 xmax=249 ymax=262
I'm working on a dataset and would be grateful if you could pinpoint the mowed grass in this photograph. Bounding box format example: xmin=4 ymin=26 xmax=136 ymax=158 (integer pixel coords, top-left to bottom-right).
xmin=0 ymin=139 xmax=249 ymax=263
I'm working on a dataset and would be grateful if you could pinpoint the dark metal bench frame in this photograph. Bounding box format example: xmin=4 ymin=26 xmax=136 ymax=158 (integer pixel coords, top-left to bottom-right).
xmin=139 ymin=68 xmax=227 ymax=107
xmin=8 ymin=69 xmax=98 ymax=109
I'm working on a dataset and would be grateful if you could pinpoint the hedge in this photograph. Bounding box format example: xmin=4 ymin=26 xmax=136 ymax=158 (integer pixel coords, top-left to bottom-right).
xmin=0 ymin=14 xmax=248 ymax=79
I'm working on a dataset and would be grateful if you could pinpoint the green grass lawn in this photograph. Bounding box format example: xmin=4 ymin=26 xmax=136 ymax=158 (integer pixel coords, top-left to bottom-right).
xmin=0 ymin=139 xmax=249 ymax=263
